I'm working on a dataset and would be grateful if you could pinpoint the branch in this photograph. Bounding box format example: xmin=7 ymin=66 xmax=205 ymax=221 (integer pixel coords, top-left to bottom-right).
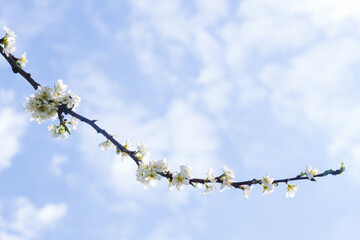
xmin=0 ymin=44 xmax=40 ymax=90
xmin=0 ymin=27 xmax=346 ymax=198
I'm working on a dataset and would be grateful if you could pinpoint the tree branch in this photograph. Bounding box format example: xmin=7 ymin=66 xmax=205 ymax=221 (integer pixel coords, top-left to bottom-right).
xmin=0 ymin=35 xmax=345 ymax=197
xmin=0 ymin=45 xmax=40 ymax=90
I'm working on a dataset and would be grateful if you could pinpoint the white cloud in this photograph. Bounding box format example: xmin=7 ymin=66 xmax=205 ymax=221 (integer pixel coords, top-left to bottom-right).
xmin=49 ymin=154 xmax=68 ymax=177
xmin=123 ymin=0 xmax=360 ymax=181
xmin=0 ymin=0 xmax=70 ymax=41
xmin=0 ymin=198 xmax=67 ymax=240
xmin=0 ymin=89 xmax=27 ymax=172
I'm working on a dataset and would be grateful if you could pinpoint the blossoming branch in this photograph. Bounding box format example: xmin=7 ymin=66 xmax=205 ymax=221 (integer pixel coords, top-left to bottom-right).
xmin=0 ymin=26 xmax=345 ymax=199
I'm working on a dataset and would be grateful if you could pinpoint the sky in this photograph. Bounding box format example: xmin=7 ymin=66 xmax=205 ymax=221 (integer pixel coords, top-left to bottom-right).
xmin=0 ymin=0 xmax=359 ymax=239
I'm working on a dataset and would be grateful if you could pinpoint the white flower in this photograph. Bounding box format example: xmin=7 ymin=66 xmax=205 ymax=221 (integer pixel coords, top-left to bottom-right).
xmin=203 ymin=184 xmax=216 ymax=195
xmin=136 ymin=161 xmax=158 ymax=189
xmin=69 ymin=117 xmax=78 ymax=129
xmin=23 ymin=79 xmax=81 ymax=139
xmin=152 ymin=158 xmax=168 ymax=173
xmin=17 ymin=52 xmax=28 ymax=68
xmin=305 ymin=165 xmax=318 ymax=180
xmin=66 ymin=91 xmax=81 ymax=110
xmin=262 ymin=174 xmax=275 ymax=195
xmin=24 ymin=80 xmax=81 ymax=126
xmin=24 ymin=86 xmax=58 ymax=124
xmin=48 ymin=124 xmax=68 ymax=139
xmin=242 ymin=185 xmax=253 ymax=200
xmin=135 ymin=158 xmax=168 ymax=189
xmin=135 ymin=144 xmax=150 ymax=160
xmin=286 ymin=184 xmax=299 ymax=198
xmin=170 ymin=164 xmax=192 ymax=191
xmin=219 ymin=165 xmax=235 ymax=192
xmin=206 ymin=168 xmax=216 ymax=183
xmin=99 ymin=139 xmax=114 ymax=151
xmin=222 ymin=165 xmax=235 ymax=178
xmin=116 ymin=139 xmax=133 ymax=159
xmin=2 ymin=26 xmax=16 ymax=56
xmin=53 ymin=79 xmax=67 ymax=97
xmin=180 ymin=164 xmax=192 ymax=182
xmin=3 ymin=26 xmax=16 ymax=38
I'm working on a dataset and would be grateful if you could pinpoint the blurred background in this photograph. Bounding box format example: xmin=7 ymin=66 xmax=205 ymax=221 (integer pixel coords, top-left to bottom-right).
xmin=0 ymin=0 xmax=358 ymax=239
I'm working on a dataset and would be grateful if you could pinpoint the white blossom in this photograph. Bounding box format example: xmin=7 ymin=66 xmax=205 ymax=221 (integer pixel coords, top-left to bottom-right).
xmin=3 ymin=26 xmax=16 ymax=38
xmin=24 ymin=80 xmax=81 ymax=127
xmin=152 ymin=158 xmax=168 ymax=173
xmin=305 ymin=165 xmax=318 ymax=180
xmin=66 ymin=91 xmax=81 ymax=110
xmin=136 ymin=158 xmax=168 ymax=188
xmin=99 ymin=139 xmax=114 ymax=151
xmin=206 ymin=168 xmax=216 ymax=183
xmin=48 ymin=124 xmax=68 ymax=139
xmin=116 ymin=139 xmax=133 ymax=159
xmin=24 ymin=86 xmax=58 ymax=124
xmin=170 ymin=164 xmax=192 ymax=191
xmin=242 ymin=185 xmax=253 ymax=200
xmin=18 ymin=52 xmax=28 ymax=68
xmin=219 ymin=165 xmax=235 ymax=192
xmin=69 ymin=117 xmax=78 ymax=130
xmin=1 ymin=26 xmax=16 ymax=56
xmin=286 ymin=184 xmax=299 ymax=198
xmin=203 ymin=184 xmax=216 ymax=195
xmin=262 ymin=174 xmax=275 ymax=195
xmin=136 ymin=161 xmax=158 ymax=188
xmin=135 ymin=144 xmax=150 ymax=160
xmin=53 ymin=79 xmax=67 ymax=97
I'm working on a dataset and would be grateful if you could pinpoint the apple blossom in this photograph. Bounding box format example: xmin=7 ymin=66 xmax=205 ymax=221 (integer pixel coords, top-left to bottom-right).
xmin=242 ymin=185 xmax=253 ymax=200
xmin=17 ymin=52 xmax=28 ymax=68
xmin=305 ymin=165 xmax=318 ymax=180
xmin=99 ymin=139 xmax=114 ymax=151
xmin=135 ymin=144 xmax=150 ymax=160
xmin=48 ymin=124 xmax=68 ymax=139
xmin=170 ymin=164 xmax=192 ymax=191
xmin=286 ymin=184 xmax=299 ymax=198
xmin=219 ymin=165 xmax=235 ymax=192
xmin=136 ymin=158 xmax=168 ymax=188
xmin=203 ymin=184 xmax=216 ymax=195
xmin=1 ymin=26 xmax=16 ymax=56
xmin=262 ymin=174 xmax=276 ymax=195
xmin=206 ymin=168 xmax=216 ymax=183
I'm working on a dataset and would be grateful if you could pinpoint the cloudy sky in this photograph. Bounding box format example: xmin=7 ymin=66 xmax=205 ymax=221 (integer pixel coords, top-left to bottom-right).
xmin=0 ymin=0 xmax=359 ymax=239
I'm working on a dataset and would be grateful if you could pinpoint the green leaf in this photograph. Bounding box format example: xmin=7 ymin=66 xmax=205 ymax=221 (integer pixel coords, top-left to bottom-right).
xmin=64 ymin=124 xmax=71 ymax=135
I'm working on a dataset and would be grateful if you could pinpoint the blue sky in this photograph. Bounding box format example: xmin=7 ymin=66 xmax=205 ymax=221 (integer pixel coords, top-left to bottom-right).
xmin=0 ymin=0 xmax=359 ymax=239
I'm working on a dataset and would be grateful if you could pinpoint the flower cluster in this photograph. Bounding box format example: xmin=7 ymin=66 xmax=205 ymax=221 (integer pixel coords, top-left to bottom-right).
xmin=48 ymin=117 xmax=78 ymax=139
xmin=1 ymin=26 xmax=16 ymax=56
xmin=136 ymin=158 xmax=169 ymax=188
xmin=24 ymin=79 xmax=80 ymax=124
xmin=1 ymin=26 xmax=28 ymax=68
xmin=24 ymin=79 xmax=80 ymax=138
